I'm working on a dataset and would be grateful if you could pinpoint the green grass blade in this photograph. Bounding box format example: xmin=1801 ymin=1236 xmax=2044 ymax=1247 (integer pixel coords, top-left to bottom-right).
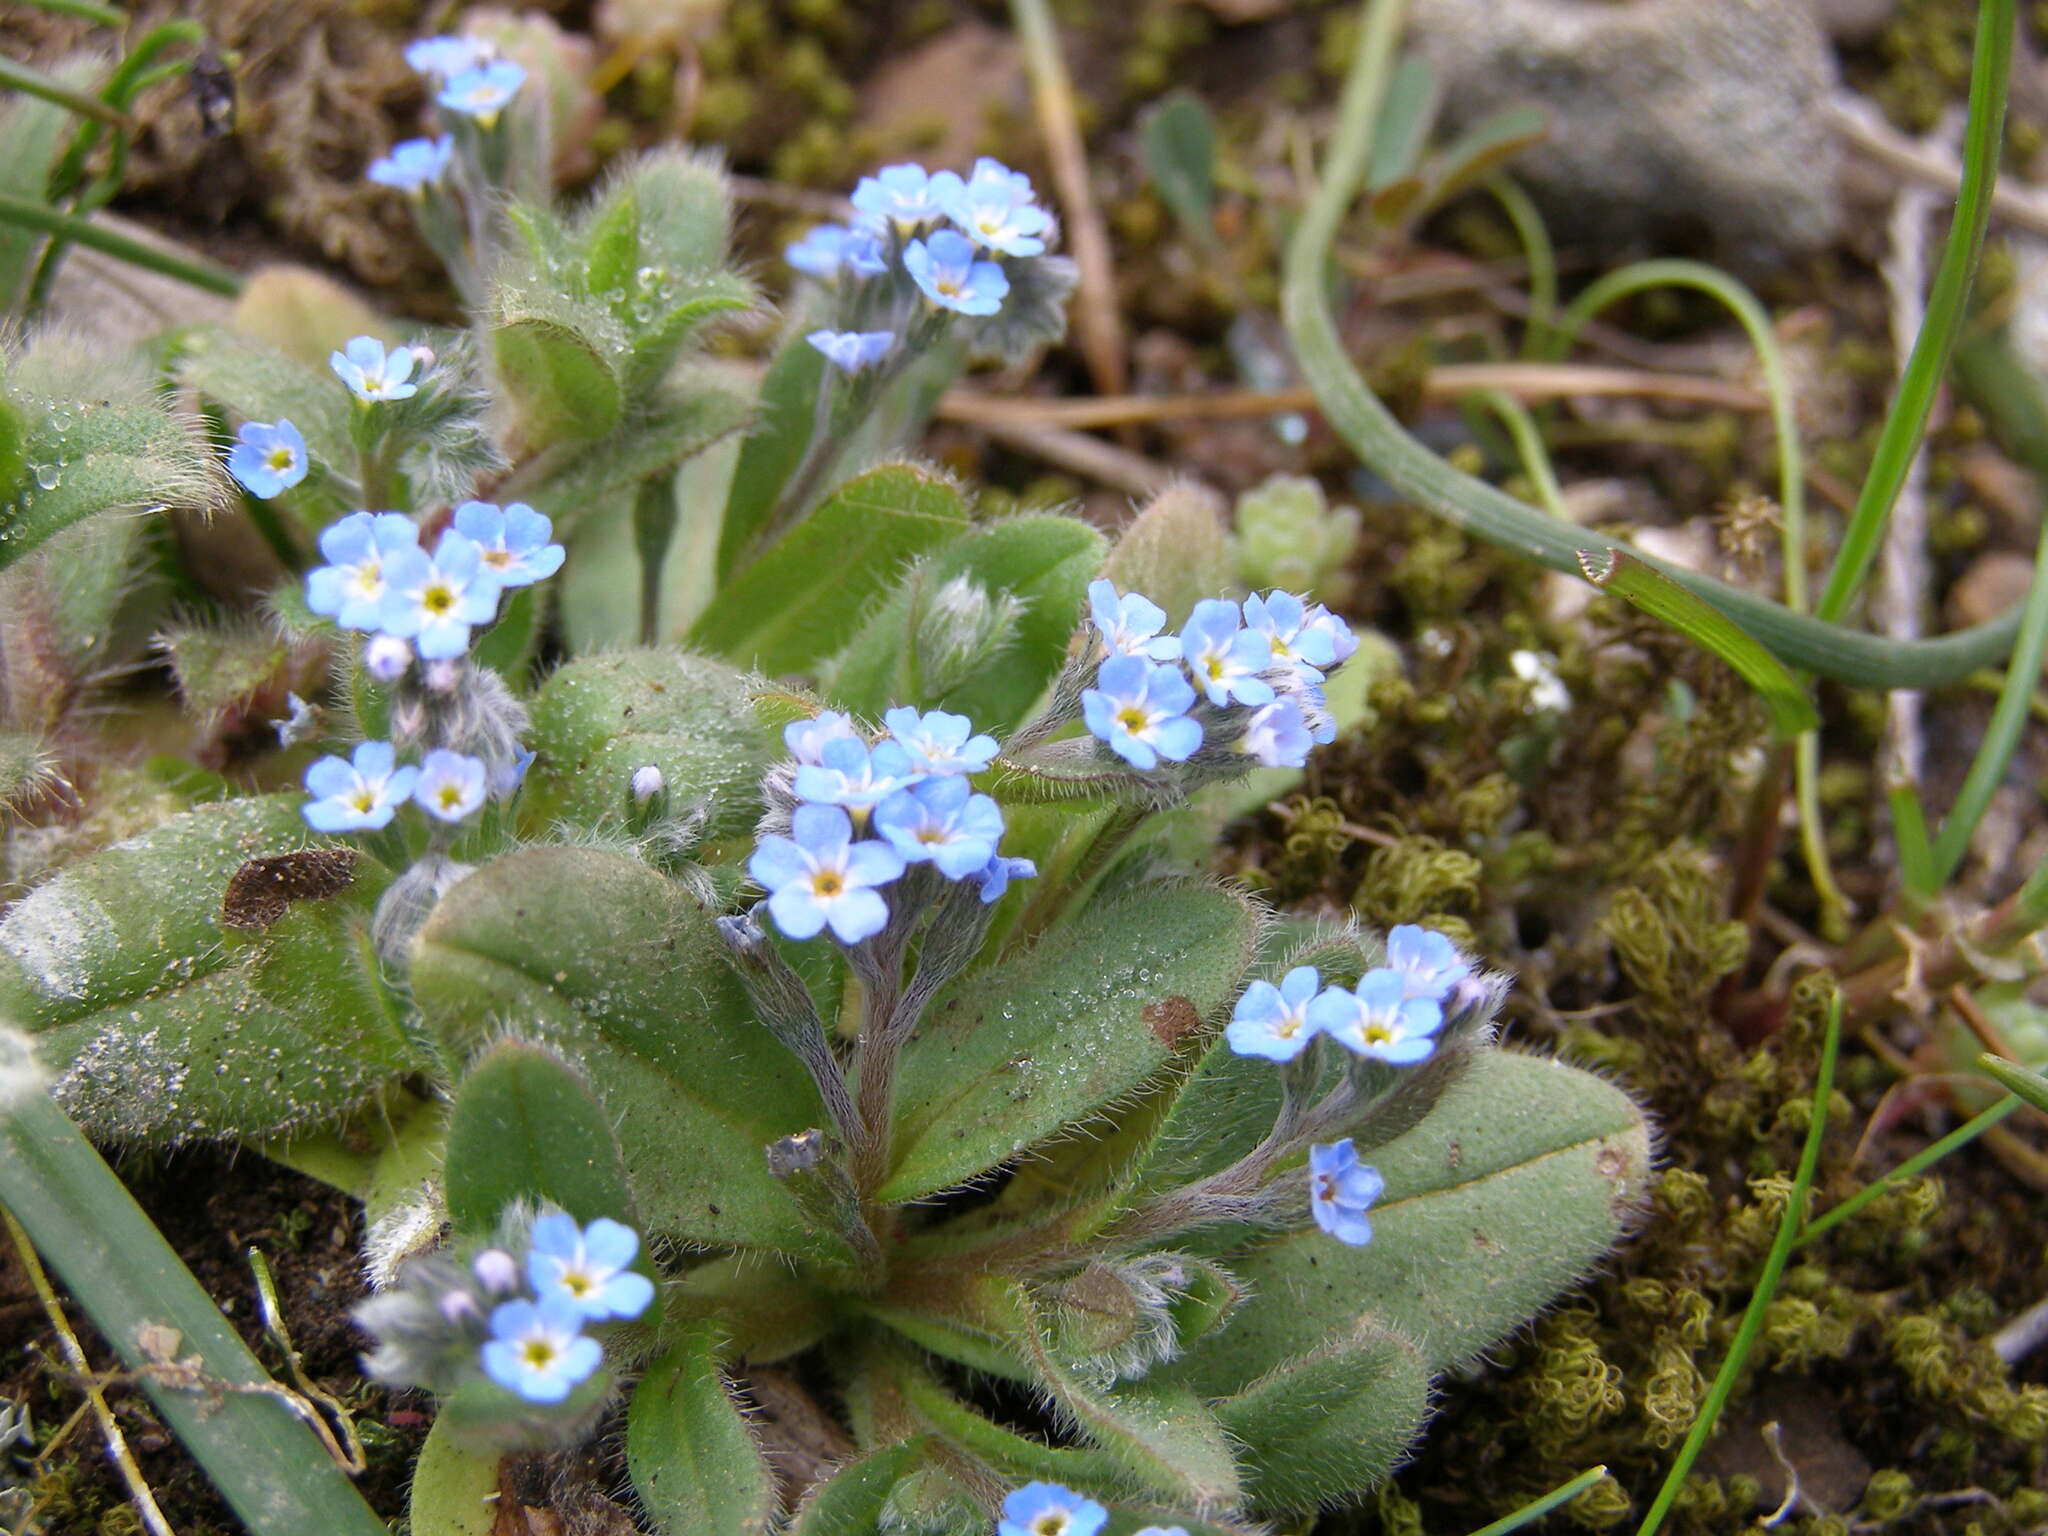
xmin=1634 ymin=992 xmax=1838 ymax=1536
xmin=0 ymin=54 xmax=129 ymax=126
xmin=1467 ymin=1466 xmax=1610 ymax=1536
xmin=0 ymin=190 xmax=238 ymax=295
xmin=1469 ymin=387 xmax=1567 ymax=519
xmin=1796 ymin=1094 xmax=2019 ymax=1248
xmin=17 ymin=0 xmax=126 ymax=21
xmin=1815 ymin=0 xmax=2013 ymax=622
xmin=1888 ymin=782 xmax=1937 ymax=897
xmin=1578 ymin=548 xmax=1818 ymax=737
xmin=0 ymin=1027 xmax=391 ymax=1536
xmin=1977 ymin=1053 xmax=2048 ymax=1115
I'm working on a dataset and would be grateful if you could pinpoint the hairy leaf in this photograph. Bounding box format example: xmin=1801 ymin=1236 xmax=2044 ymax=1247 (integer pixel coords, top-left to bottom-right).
xmin=628 ymin=1324 xmax=778 ymax=1536
xmin=444 ymin=1039 xmax=637 ymax=1236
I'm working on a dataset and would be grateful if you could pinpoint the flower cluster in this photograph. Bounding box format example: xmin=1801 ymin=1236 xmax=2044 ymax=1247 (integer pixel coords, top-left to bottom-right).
xmin=357 ymin=1210 xmax=652 ymax=1407
xmin=786 ymin=158 xmax=1074 ymax=372
xmin=1082 ymin=580 xmax=1356 ymax=772
xmin=995 ymin=1481 xmax=1183 ymax=1536
xmin=365 ymin=31 xmax=527 ymax=194
xmin=1223 ymin=926 xmax=1472 ymax=1248
xmin=224 ymin=334 xmax=436 ymax=502
xmin=748 ymin=707 xmax=1032 ymax=944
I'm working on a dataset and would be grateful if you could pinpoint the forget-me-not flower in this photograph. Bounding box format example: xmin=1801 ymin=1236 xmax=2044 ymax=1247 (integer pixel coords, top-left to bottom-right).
xmin=413 ymin=748 xmax=488 ymax=823
xmin=1179 ymin=598 xmax=1275 ymax=708
xmin=1308 ymin=1138 xmax=1383 ymax=1247
xmin=439 ymin=60 xmax=526 ymax=128
xmin=480 ymin=1293 xmax=602 ymax=1404
xmin=749 ymin=803 xmax=905 ymax=943
xmin=330 ymin=336 xmax=421 ymax=403
xmin=226 ymin=419 xmax=308 ymax=499
xmin=998 ymin=1482 xmax=1109 ymax=1536
xmin=377 ymin=531 xmax=502 ymax=659
xmin=873 ymin=776 xmax=1005 ymax=880
xmin=1242 ymin=590 xmax=1339 ymax=683
xmin=851 ymin=162 xmax=945 ymax=231
xmin=1226 ymin=965 xmax=1323 ymax=1061
xmin=1083 ymin=654 xmax=1201 ymax=770
xmin=1385 ymin=924 xmax=1471 ymax=1003
xmin=933 ymin=157 xmax=1051 ymax=257
xmin=302 ymin=741 xmax=418 ymax=833
xmin=793 ymin=736 xmax=922 ymax=815
xmin=974 ymin=853 xmax=1037 ymax=904
xmin=368 ymin=135 xmax=454 ymax=194
xmin=1087 ymin=578 xmax=1181 ymax=661
xmin=785 ymin=223 xmax=888 ymax=279
xmin=784 ymin=710 xmax=862 ymax=767
xmin=903 ymin=229 xmax=1008 ymax=316
xmin=526 ymin=1213 xmax=655 ymax=1322
xmin=1309 ymin=968 xmax=1443 ymax=1065
xmin=405 ymin=35 xmax=488 ymax=80
xmin=306 ymin=511 xmax=421 ymax=631
xmin=1241 ymin=698 xmax=1311 ymax=769
xmin=883 ymin=707 xmax=997 ymax=776
xmin=1303 ymin=601 xmax=1359 ymax=667
xmin=806 ymin=329 xmax=896 ymax=372
xmin=453 ymin=500 xmax=564 ymax=587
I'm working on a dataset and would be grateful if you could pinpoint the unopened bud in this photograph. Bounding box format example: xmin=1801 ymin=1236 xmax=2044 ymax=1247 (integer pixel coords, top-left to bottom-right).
xmin=363 ymin=633 xmax=414 ymax=683
xmin=472 ymin=1248 xmax=519 ymax=1293
xmin=423 ymin=658 xmax=464 ymax=695
xmin=631 ymin=764 xmax=665 ymax=804
xmin=439 ymin=1288 xmax=481 ymax=1323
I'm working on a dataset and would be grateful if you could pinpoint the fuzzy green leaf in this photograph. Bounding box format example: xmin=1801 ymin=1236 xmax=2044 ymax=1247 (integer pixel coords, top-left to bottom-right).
xmin=493 ymin=316 xmax=623 ymax=449
xmin=881 ymin=882 xmax=1260 ymax=1203
xmin=823 ymin=514 xmax=1105 ymax=734
xmin=695 ymin=462 xmax=973 ymax=677
xmin=444 ymin=1039 xmax=637 ymax=1236
xmin=411 ymin=845 xmax=829 ymax=1256
xmin=717 ymin=318 xmax=829 ymax=578
xmin=1213 ymin=1318 xmax=1430 ymax=1510
xmin=519 ymin=376 xmax=753 ymax=535
xmin=521 ymin=648 xmax=775 ymax=843
xmin=584 ymin=185 xmax=641 ymax=295
xmin=472 ymin=585 xmax=539 ymax=683
xmin=1099 ymin=485 xmax=1230 ymax=628
xmin=0 ymin=388 xmax=24 ymax=497
xmin=1171 ymin=1050 xmax=1649 ymax=1393
xmin=628 ymin=1324 xmax=779 ymax=1536
xmin=788 ymin=1441 xmax=927 ymax=1536
xmin=406 ymin=1417 xmax=500 ymax=1536
xmin=0 ymin=797 xmax=422 ymax=1142
xmin=1139 ymin=91 xmax=1218 ymax=245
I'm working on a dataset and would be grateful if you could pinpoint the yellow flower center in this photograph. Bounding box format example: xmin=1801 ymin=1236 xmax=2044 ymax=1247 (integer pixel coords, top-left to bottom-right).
xmin=437 ymin=783 xmax=465 ymax=811
xmin=422 ymin=583 xmax=456 ymax=616
xmin=1030 ymin=1517 xmax=1068 ymax=1536
xmin=521 ymin=1339 xmax=558 ymax=1369
xmin=1116 ymin=706 xmax=1148 ymax=734
xmin=484 ymin=548 xmax=512 ymax=569
xmin=812 ymin=870 xmax=845 ymax=898
xmin=1362 ymin=1022 xmax=1393 ymax=1045
xmin=1205 ymin=656 xmax=1227 ymax=681
xmin=350 ymin=791 xmax=376 ymax=813
xmin=563 ymin=1269 xmax=595 ymax=1297
xmin=266 ymin=447 xmax=296 ymax=473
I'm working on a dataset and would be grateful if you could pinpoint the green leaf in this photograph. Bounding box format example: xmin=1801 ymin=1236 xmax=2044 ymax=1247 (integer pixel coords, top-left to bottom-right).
xmin=411 ymin=845 xmax=829 ymax=1256
xmin=1419 ymin=104 xmax=1548 ymax=208
xmin=493 ymin=316 xmax=624 ymax=450
xmin=0 ymin=67 xmax=93 ymax=313
xmin=824 ymin=513 xmax=1105 ymax=733
xmin=0 ymin=383 xmax=25 ymax=496
xmin=520 ymin=376 xmax=753 ymax=535
xmin=1 ymin=797 xmax=422 ymax=1142
xmin=1170 ymin=1050 xmax=1650 ymax=1393
xmin=521 ymin=648 xmax=776 ymax=843
xmin=881 ymin=882 xmax=1260 ymax=1203
xmin=788 ymin=1441 xmax=927 ymax=1536
xmin=472 ymin=585 xmax=539 ymax=682
xmin=1212 ymin=1318 xmax=1430 ymax=1510
xmin=1577 ymin=547 xmax=1818 ymax=738
xmin=1099 ymin=484 xmax=1229 ymax=628
xmin=1138 ymin=91 xmax=1217 ymax=245
xmin=717 ymin=320 xmax=829 ymax=578
xmin=584 ymin=185 xmax=641 ymax=295
xmin=694 ymin=462 xmax=972 ymax=676
xmin=406 ymin=1416 xmax=501 ymax=1536
xmin=444 ymin=1040 xmax=637 ymax=1236
xmin=627 ymin=1324 xmax=778 ymax=1536
xmin=1977 ymin=1052 xmax=2048 ymax=1115
xmin=1366 ymin=53 xmax=1437 ymax=191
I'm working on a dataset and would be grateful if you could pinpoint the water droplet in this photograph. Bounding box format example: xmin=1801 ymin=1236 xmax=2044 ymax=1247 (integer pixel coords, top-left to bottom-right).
xmin=33 ymin=463 xmax=59 ymax=491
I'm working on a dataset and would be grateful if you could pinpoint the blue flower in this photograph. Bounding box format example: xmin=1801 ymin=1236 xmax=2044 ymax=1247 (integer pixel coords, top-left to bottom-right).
xmin=903 ymin=229 xmax=1008 ymax=316
xmin=1087 ymin=578 xmax=1181 ymax=661
xmin=749 ymin=803 xmax=905 ymax=943
xmin=1308 ymin=968 xmax=1443 ymax=1066
xmin=490 ymin=748 xmax=536 ymax=800
xmin=784 ymin=223 xmax=888 ymax=279
xmin=882 ymin=706 xmax=997 ymax=775
xmin=439 ymin=60 xmax=526 ymax=128
xmin=974 ymin=854 xmax=1037 ymax=904
xmin=1385 ymin=924 xmax=1471 ymax=1003
xmin=1241 ymin=698 xmax=1311 ymax=769
xmin=873 ymin=776 xmax=1005 ymax=880
xmin=850 ymin=162 xmax=945 ymax=231
xmin=1082 ymin=654 xmax=1201 ymax=770
xmin=377 ymin=531 xmax=502 ymax=659
xmin=330 ymin=336 xmax=420 ymax=403
xmin=1308 ymin=1139 xmax=1383 ymax=1246
xmin=933 ymin=157 xmax=1051 ymax=257
xmin=480 ymin=1294 xmax=602 ymax=1404
xmin=226 ymin=419 xmax=308 ymax=499
xmin=1303 ymin=601 xmax=1359 ymax=666
xmin=302 ymin=741 xmax=418 ymax=833
xmin=525 ymin=1212 xmax=655 ymax=1322
xmin=453 ymin=500 xmax=564 ymax=587
xmin=1242 ymin=590 xmax=1338 ymax=682
xmin=306 ymin=512 xmax=421 ymax=630
xmin=1226 ymin=966 xmax=1322 ymax=1061
xmin=807 ymin=329 xmax=896 ymax=372
xmin=405 ymin=35 xmax=488 ymax=80
xmin=413 ymin=748 xmax=488 ymax=823
xmin=997 ymin=1482 xmax=1109 ymax=1536
xmin=793 ymin=736 xmax=922 ymax=814
xmin=1179 ymin=598 xmax=1275 ymax=708
xmin=784 ymin=710 xmax=862 ymax=766
xmin=368 ymin=135 xmax=454 ymax=194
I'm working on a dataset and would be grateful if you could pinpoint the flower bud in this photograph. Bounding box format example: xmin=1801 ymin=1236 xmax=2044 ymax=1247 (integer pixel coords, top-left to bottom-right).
xmin=439 ymin=1288 xmax=481 ymax=1323
xmin=472 ymin=1248 xmax=520 ymax=1293
xmin=423 ymin=658 xmax=465 ymax=695
xmin=631 ymin=764 xmax=665 ymax=804
xmin=364 ymin=633 xmax=414 ymax=683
